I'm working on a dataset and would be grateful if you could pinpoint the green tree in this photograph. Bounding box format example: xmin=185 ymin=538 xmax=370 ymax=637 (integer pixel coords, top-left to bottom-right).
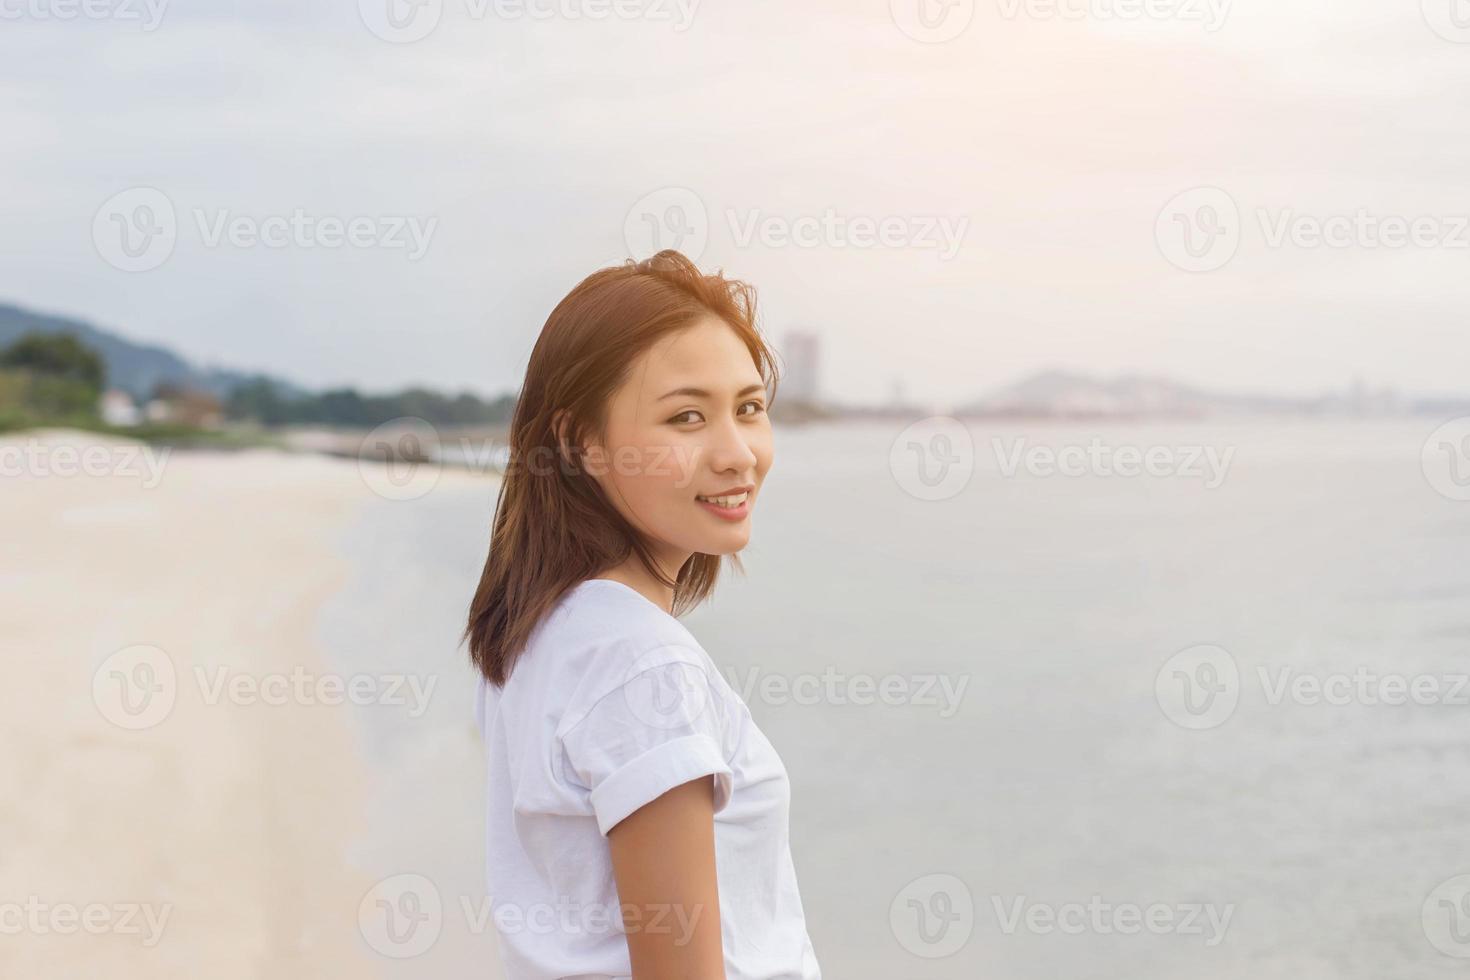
xmin=225 ymin=378 xmax=295 ymax=426
xmin=0 ymin=332 xmax=106 ymax=389
xmin=0 ymin=332 xmax=106 ymax=422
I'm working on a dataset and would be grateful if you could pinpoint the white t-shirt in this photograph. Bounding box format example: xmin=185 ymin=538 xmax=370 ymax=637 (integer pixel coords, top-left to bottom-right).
xmin=474 ymin=577 xmax=822 ymax=980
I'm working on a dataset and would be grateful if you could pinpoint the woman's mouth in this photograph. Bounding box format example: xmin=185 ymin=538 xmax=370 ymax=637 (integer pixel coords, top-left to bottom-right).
xmin=695 ymin=490 xmax=751 ymax=521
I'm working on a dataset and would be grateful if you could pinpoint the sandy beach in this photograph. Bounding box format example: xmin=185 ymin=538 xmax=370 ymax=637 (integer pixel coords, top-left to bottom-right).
xmin=0 ymin=428 xmax=479 ymax=978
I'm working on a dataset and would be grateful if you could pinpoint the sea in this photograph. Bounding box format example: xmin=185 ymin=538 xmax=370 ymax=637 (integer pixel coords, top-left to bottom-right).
xmin=318 ymin=418 xmax=1470 ymax=979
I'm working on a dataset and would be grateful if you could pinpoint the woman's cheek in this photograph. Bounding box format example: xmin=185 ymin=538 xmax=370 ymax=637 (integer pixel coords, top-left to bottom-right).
xmin=671 ymin=435 xmax=704 ymax=490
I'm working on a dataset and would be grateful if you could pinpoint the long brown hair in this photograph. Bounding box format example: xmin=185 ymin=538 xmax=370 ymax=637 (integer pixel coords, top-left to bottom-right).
xmin=464 ymin=250 xmax=781 ymax=687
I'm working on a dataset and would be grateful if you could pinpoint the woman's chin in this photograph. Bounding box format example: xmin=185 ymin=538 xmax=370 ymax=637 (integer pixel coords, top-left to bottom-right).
xmin=697 ymin=528 xmax=752 ymax=556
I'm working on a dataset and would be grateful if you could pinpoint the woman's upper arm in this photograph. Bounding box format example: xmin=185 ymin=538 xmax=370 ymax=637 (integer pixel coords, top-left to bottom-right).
xmin=607 ymin=774 xmax=727 ymax=980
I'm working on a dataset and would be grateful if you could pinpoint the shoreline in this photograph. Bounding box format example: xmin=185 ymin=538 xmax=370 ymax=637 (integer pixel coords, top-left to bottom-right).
xmin=1 ymin=428 xmax=489 ymax=978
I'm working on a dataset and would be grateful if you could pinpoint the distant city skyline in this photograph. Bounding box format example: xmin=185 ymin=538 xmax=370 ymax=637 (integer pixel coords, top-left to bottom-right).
xmin=781 ymin=331 xmax=821 ymax=404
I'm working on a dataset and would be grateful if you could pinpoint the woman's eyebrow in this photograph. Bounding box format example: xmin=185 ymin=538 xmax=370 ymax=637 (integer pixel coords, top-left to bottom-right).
xmin=657 ymin=383 xmax=766 ymax=401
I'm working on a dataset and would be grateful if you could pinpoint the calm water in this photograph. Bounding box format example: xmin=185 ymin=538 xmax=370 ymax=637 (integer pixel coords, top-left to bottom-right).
xmin=320 ymin=419 xmax=1470 ymax=979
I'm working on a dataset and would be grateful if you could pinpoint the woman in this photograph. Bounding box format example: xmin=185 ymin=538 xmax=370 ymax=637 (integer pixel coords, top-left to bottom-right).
xmin=464 ymin=250 xmax=822 ymax=979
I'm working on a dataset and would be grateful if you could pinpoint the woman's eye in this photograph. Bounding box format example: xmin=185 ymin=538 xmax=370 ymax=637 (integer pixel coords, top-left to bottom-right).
xmin=670 ymin=402 xmax=764 ymax=425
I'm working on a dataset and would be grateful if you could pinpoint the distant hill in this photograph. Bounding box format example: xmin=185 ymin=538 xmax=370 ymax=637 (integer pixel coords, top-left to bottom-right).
xmin=0 ymin=303 xmax=305 ymax=401
xmin=953 ymin=369 xmax=1432 ymax=419
xmin=0 ymin=300 xmax=517 ymax=429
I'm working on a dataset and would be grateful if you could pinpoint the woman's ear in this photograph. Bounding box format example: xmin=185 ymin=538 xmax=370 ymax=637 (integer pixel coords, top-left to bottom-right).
xmin=551 ymin=409 xmax=578 ymax=468
xmin=552 ymin=410 xmax=605 ymax=477
xmin=551 ymin=409 xmax=570 ymax=455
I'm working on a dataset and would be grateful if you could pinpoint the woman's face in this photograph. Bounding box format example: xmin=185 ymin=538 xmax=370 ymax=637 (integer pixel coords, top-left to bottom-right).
xmin=584 ymin=314 xmax=774 ymax=567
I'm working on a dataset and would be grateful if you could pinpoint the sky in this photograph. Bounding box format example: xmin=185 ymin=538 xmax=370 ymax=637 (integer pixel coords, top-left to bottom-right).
xmin=4 ymin=0 xmax=1470 ymax=408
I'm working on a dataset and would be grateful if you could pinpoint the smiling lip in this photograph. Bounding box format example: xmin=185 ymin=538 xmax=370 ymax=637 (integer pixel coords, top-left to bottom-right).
xmin=695 ymin=484 xmax=754 ymax=522
xmin=698 ymin=484 xmax=754 ymax=498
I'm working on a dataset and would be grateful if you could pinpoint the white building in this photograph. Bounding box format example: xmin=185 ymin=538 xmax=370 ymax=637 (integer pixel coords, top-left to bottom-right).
xmin=783 ymin=331 xmax=821 ymax=404
xmin=98 ymin=389 xmax=140 ymax=427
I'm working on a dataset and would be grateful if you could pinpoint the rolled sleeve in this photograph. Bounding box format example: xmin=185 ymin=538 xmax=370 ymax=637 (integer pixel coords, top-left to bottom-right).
xmin=588 ymin=733 xmax=733 ymax=835
xmin=560 ymin=655 xmax=735 ymax=835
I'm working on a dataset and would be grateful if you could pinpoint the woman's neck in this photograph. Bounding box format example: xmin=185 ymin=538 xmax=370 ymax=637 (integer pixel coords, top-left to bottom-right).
xmin=590 ymin=555 xmax=686 ymax=615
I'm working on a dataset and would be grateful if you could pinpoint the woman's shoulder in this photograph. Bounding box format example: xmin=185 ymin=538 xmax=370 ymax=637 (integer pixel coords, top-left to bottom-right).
xmin=522 ymin=578 xmax=717 ymax=706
